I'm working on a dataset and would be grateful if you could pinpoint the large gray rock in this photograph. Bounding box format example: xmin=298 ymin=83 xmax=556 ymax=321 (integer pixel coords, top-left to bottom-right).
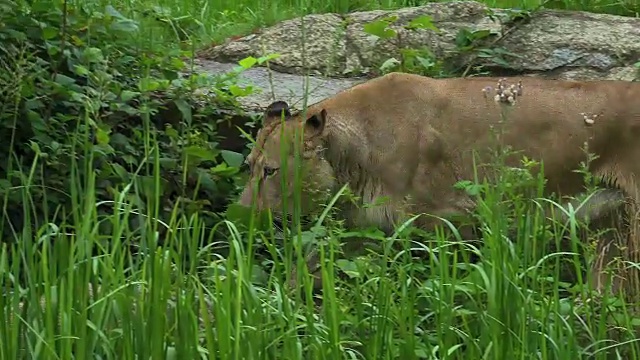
xmin=198 ymin=1 xmax=640 ymax=82
xmin=199 ymin=1 xmax=501 ymax=77
xmin=191 ymin=1 xmax=640 ymax=116
xmin=497 ymin=10 xmax=640 ymax=75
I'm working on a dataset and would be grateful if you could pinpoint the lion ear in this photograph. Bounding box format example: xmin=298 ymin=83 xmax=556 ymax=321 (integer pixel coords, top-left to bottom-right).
xmin=304 ymin=109 xmax=327 ymax=137
xmin=264 ymin=101 xmax=291 ymax=124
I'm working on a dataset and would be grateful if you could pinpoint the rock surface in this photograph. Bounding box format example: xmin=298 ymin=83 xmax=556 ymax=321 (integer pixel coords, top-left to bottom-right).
xmin=193 ymin=1 xmax=640 ymax=112
xmin=193 ymin=59 xmax=365 ymax=114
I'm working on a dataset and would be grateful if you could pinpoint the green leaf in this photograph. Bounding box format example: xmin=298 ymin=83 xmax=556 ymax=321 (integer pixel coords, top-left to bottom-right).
xmin=238 ymin=56 xmax=257 ymax=69
xmin=136 ymin=175 xmax=165 ymax=198
xmin=220 ymin=150 xmax=244 ymax=168
xmin=379 ymin=57 xmax=400 ymax=73
xmin=225 ymin=203 xmax=271 ymax=232
xmin=42 ymin=27 xmax=58 ymax=40
xmin=138 ymin=78 xmax=160 ymax=92
xmin=194 ymin=168 xmax=218 ymax=193
xmin=83 ymin=47 xmax=105 ymax=63
xmin=105 ymin=5 xmax=126 ymax=19
xmin=469 ymin=29 xmax=492 ymax=40
xmin=170 ymin=57 xmax=186 ymax=70
xmin=210 ymin=163 xmax=238 ymax=177
xmin=111 ymin=163 xmax=129 ymax=180
xmin=406 ymin=15 xmax=439 ymax=32
xmin=0 ymin=179 xmax=11 ymax=191
xmin=455 ymin=29 xmax=473 ymax=48
xmin=415 ymin=56 xmax=435 ymax=70
xmin=120 ymin=90 xmax=139 ymax=102
xmin=54 ymin=74 xmax=76 ymax=86
xmin=335 ymin=259 xmax=361 ymax=279
xmin=29 ymin=141 xmax=42 ymax=155
xmin=73 ymin=65 xmax=90 ymax=76
xmin=110 ymin=133 xmax=132 ymax=150
xmin=363 ymin=18 xmax=397 ymax=39
xmin=164 ymin=126 xmax=179 ymax=139
xmin=110 ymin=20 xmax=140 ymax=33
xmin=174 ymin=99 xmax=192 ymax=123
xmin=229 ymin=84 xmax=254 ymax=97
xmin=490 ymin=57 xmax=512 ymax=68
xmin=184 ymin=145 xmax=218 ymax=163
xmin=96 ymin=127 xmax=110 ymax=145
xmin=158 ymin=157 xmax=179 ymax=169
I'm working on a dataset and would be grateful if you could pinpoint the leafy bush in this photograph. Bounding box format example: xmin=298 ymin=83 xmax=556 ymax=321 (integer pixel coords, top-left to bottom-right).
xmin=0 ymin=0 xmax=254 ymax=246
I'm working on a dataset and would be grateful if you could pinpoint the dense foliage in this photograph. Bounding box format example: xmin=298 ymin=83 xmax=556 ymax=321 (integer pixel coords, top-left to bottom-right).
xmin=0 ymin=0 xmax=256 ymax=245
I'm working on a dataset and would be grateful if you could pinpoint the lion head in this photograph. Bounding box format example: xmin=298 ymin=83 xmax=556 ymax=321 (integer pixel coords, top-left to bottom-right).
xmin=238 ymin=101 xmax=336 ymax=220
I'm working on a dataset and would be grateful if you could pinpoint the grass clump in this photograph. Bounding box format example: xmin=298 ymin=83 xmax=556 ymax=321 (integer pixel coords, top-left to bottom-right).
xmin=2 ymin=0 xmax=640 ymax=359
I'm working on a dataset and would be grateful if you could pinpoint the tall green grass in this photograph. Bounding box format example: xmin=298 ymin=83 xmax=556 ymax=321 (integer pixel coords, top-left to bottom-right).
xmin=3 ymin=78 xmax=640 ymax=358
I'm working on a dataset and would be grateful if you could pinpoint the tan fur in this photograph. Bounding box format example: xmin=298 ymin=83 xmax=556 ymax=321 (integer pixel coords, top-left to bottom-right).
xmin=238 ymin=72 xmax=640 ymax=294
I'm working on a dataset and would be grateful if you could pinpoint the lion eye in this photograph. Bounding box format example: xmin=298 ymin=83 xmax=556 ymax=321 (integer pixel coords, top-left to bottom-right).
xmin=263 ymin=166 xmax=278 ymax=178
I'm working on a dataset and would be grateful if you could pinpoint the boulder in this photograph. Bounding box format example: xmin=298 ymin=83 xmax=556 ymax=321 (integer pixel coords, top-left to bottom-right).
xmin=190 ymin=1 xmax=640 ymax=127
xmin=198 ymin=1 xmax=640 ymax=83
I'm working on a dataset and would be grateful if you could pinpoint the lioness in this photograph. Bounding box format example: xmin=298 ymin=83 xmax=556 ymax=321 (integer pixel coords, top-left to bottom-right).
xmin=238 ymin=72 xmax=640 ymax=294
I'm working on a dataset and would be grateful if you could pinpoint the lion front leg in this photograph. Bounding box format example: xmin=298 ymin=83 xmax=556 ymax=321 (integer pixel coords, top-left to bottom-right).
xmin=288 ymin=234 xmax=384 ymax=292
xmin=288 ymin=246 xmax=324 ymax=291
